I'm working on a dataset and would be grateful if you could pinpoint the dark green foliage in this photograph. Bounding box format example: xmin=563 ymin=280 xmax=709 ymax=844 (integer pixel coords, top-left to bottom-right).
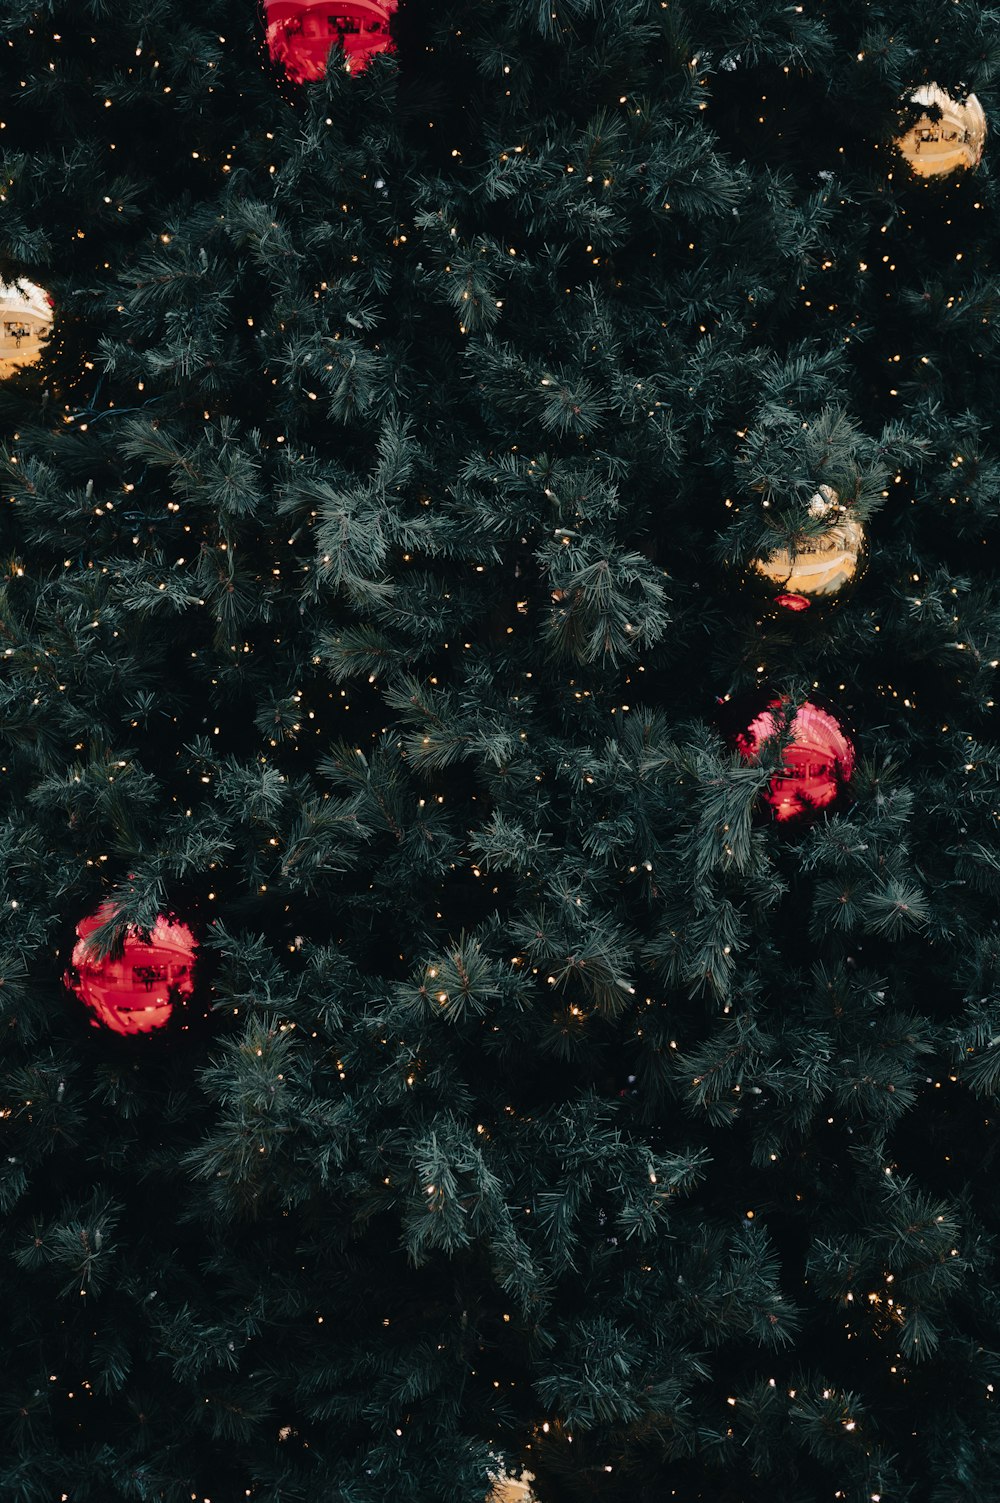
xmin=4 ymin=0 xmax=1000 ymax=1499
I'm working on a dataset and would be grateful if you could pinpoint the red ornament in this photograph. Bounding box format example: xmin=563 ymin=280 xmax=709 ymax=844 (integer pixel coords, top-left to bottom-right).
xmin=65 ymin=905 xmax=197 ymax=1035
xmin=736 ymin=698 xmax=855 ymax=823
xmin=264 ymin=0 xmax=397 ymax=82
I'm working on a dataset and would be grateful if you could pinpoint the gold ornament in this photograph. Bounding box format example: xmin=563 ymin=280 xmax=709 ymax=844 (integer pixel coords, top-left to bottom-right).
xmin=895 ymin=83 xmax=986 ymax=179
xmin=750 ymin=486 xmax=865 ymax=613
xmin=487 ymin=1470 xmax=537 ymax=1503
xmin=0 ymin=279 xmax=53 ymax=378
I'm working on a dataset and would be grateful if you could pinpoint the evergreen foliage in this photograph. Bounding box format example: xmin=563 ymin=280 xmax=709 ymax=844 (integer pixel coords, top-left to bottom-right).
xmin=3 ymin=0 xmax=1000 ymax=1499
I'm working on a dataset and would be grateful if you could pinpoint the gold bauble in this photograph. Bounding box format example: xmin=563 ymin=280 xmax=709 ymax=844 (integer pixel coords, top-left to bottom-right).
xmin=895 ymin=83 xmax=986 ymax=179
xmin=488 ymin=1470 xmax=537 ymax=1503
xmin=0 ymin=279 xmax=53 ymax=377
xmin=750 ymin=488 xmax=865 ymax=612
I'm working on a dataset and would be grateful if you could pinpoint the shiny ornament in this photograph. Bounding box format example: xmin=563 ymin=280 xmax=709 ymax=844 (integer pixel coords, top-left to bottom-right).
xmin=264 ymin=0 xmax=396 ymax=82
xmin=65 ymin=905 xmax=197 ymax=1035
xmin=0 ymin=279 xmax=53 ymax=378
xmin=895 ymin=83 xmax=986 ymax=179
xmin=487 ymin=1471 xmax=537 ymax=1503
xmin=750 ymin=486 xmax=866 ymax=613
xmin=736 ymin=698 xmax=855 ymax=823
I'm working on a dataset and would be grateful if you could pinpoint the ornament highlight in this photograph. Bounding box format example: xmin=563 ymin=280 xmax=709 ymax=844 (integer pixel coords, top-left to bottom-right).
xmin=750 ymin=487 xmax=866 ymax=613
xmin=736 ymin=698 xmax=855 ymax=823
xmin=264 ymin=0 xmax=397 ymax=82
xmin=65 ymin=905 xmax=197 ymax=1035
xmin=0 ymin=279 xmax=53 ymax=378
xmin=895 ymin=83 xmax=986 ymax=179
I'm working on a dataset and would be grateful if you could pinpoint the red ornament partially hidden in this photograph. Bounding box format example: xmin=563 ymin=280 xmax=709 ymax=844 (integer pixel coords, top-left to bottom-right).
xmin=736 ymin=699 xmax=855 ymax=823
xmin=264 ymin=0 xmax=397 ymax=82
xmin=66 ymin=906 xmax=197 ymax=1035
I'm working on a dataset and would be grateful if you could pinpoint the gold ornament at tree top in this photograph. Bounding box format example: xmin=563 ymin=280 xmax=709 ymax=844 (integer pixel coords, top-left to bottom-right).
xmin=0 ymin=279 xmax=53 ymax=378
xmin=749 ymin=484 xmax=865 ymax=613
xmin=894 ymin=83 xmax=986 ymax=179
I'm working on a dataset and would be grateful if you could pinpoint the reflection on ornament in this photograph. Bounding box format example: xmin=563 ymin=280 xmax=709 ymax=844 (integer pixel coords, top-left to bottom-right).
xmin=750 ymin=500 xmax=865 ymax=613
xmin=0 ymin=280 xmax=53 ymax=378
xmin=736 ymin=699 xmax=855 ymax=823
xmin=487 ymin=1470 xmax=537 ymax=1503
xmin=895 ymin=83 xmax=986 ymax=179
xmin=65 ymin=905 xmax=197 ymax=1035
xmin=774 ymin=592 xmax=812 ymax=612
xmin=264 ymin=0 xmax=397 ymax=82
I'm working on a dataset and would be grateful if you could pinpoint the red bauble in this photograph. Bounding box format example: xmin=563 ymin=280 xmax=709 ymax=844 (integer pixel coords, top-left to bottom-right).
xmin=736 ymin=698 xmax=855 ymax=823
xmin=65 ymin=906 xmax=197 ymax=1035
xmin=264 ymin=0 xmax=397 ymax=82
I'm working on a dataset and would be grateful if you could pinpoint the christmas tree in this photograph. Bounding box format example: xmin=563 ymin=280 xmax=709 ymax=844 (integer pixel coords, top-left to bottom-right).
xmin=3 ymin=1 xmax=1000 ymax=1499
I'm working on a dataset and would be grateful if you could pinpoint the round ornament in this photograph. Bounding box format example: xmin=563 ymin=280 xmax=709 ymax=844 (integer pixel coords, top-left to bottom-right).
xmin=0 ymin=279 xmax=53 ymax=378
xmin=894 ymin=83 xmax=986 ymax=179
xmin=65 ymin=905 xmax=197 ymax=1036
xmin=749 ymin=485 xmax=866 ymax=613
xmin=488 ymin=1471 xmax=537 ymax=1503
xmin=264 ymin=0 xmax=397 ymax=82
xmin=736 ymin=698 xmax=855 ymax=823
